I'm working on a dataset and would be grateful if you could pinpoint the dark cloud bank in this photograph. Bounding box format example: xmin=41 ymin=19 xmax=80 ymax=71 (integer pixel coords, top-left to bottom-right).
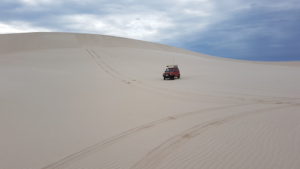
xmin=169 ymin=7 xmax=300 ymax=61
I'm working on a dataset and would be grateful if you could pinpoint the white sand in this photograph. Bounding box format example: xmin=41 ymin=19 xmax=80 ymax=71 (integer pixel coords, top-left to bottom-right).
xmin=1 ymin=32 xmax=300 ymax=169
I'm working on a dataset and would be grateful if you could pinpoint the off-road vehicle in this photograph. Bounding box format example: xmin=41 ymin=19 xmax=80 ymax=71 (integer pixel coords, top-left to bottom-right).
xmin=163 ymin=65 xmax=180 ymax=80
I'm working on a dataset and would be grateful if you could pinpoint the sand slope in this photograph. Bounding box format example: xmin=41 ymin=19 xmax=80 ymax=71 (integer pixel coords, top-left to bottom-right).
xmin=1 ymin=32 xmax=300 ymax=169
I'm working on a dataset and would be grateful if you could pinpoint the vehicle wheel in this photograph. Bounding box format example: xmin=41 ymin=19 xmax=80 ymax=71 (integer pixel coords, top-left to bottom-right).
xmin=178 ymin=75 xmax=180 ymax=79
xmin=163 ymin=77 xmax=166 ymax=80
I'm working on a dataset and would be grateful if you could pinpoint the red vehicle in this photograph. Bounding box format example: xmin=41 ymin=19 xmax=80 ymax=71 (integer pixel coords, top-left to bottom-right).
xmin=163 ymin=65 xmax=180 ymax=80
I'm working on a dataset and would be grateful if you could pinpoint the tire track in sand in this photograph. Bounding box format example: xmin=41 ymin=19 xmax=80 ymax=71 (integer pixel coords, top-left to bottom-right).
xmin=87 ymin=48 xmax=200 ymax=100
xmin=87 ymin=49 xmax=300 ymax=105
xmin=40 ymin=103 xmax=251 ymax=169
xmin=87 ymin=48 xmax=195 ymax=100
xmin=130 ymin=103 xmax=300 ymax=169
xmin=86 ymin=49 xmax=132 ymax=85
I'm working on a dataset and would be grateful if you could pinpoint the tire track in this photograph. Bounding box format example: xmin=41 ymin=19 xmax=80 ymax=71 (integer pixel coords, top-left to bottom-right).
xmin=87 ymin=49 xmax=300 ymax=105
xmin=87 ymin=49 xmax=132 ymax=85
xmin=87 ymin=48 xmax=195 ymax=99
xmin=161 ymin=133 xmax=218 ymax=169
xmin=83 ymin=48 xmax=300 ymax=169
xmin=40 ymin=103 xmax=251 ymax=169
xmin=87 ymin=48 xmax=197 ymax=99
xmin=130 ymin=103 xmax=300 ymax=169
xmin=90 ymin=49 xmax=124 ymax=77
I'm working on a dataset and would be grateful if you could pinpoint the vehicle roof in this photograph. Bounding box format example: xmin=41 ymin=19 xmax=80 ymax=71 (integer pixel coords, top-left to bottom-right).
xmin=166 ymin=65 xmax=178 ymax=68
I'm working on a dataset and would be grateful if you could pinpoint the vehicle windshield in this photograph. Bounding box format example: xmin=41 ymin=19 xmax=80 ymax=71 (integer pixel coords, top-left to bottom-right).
xmin=165 ymin=68 xmax=174 ymax=72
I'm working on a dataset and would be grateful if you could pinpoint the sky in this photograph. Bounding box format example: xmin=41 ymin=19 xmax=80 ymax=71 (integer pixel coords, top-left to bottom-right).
xmin=0 ymin=0 xmax=300 ymax=61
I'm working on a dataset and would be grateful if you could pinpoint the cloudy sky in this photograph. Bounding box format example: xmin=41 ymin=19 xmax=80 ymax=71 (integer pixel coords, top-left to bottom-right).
xmin=1 ymin=0 xmax=300 ymax=61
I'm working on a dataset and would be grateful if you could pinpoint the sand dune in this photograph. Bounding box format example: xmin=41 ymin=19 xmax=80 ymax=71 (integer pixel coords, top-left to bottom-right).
xmin=1 ymin=32 xmax=300 ymax=169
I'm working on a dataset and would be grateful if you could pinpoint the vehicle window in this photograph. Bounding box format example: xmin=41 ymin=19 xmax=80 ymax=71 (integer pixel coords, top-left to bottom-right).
xmin=165 ymin=67 xmax=180 ymax=72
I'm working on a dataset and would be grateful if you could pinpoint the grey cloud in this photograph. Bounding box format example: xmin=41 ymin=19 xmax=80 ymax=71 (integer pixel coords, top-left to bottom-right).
xmin=174 ymin=6 xmax=300 ymax=60
xmin=0 ymin=0 xmax=299 ymax=60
